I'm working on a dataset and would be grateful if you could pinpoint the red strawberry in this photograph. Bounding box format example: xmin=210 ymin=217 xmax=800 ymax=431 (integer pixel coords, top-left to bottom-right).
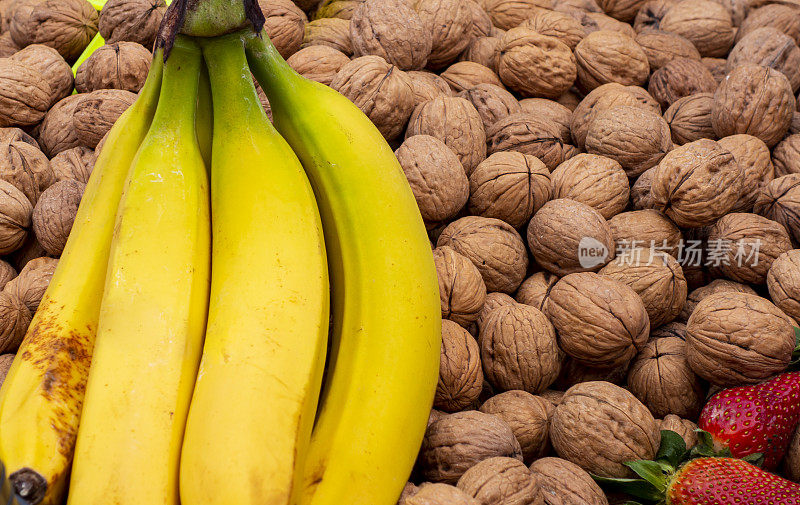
xmin=667 ymin=457 xmax=800 ymax=505
xmin=699 ymin=371 xmax=800 ymax=469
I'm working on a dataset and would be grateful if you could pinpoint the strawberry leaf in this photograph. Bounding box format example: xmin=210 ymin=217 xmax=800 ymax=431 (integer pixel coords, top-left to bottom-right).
xmin=625 ymin=460 xmax=668 ymax=492
xmin=656 ymin=430 xmax=687 ymax=468
xmin=592 ymin=474 xmax=664 ymax=502
xmin=742 ymin=452 xmax=765 ymax=467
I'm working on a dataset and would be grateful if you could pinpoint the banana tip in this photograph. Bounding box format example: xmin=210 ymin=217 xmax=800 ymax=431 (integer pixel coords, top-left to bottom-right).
xmin=10 ymin=468 xmax=47 ymax=504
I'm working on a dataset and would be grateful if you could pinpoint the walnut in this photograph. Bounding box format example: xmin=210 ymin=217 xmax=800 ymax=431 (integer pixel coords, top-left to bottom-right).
xmin=648 ymin=57 xmax=717 ymax=109
xmin=349 ymin=0 xmax=430 ymax=70
xmin=9 ymin=0 xmax=98 ymax=61
xmin=658 ymin=415 xmax=699 ymax=449
xmin=773 ymin=134 xmax=800 ymax=178
xmin=573 ymin=30 xmax=649 ymax=92
xmin=435 ymin=320 xmax=484 ymax=412
xmin=585 ymin=12 xmax=638 ymax=37
xmin=466 ymin=0 xmax=493 ymax=40
xmin=608 ymin=209 xmax=683 ymax=258
xmin=553 ymin=357 xmax=631 ymax=390
xmin=414 ymin=0 xmax=472 ymax=70
xmin=550 ymin=154 xmax=629 ymax=219
xmin=754 ymin=174 xmax=800 ymax=244
xmin=313 ymin=0 xmax=362 ymax=20
xmin=0 ymin=32 xmax=20 ymax=58
xmin=792 ymin=111 xmax=800 ymax=136
xmin=486 ymin=113 xmax=576 ymax=171
xmin=406 ymin=96 xmax=486 ymax=175
xmin=633 ymin=0 xmax=679 ymax=32
xmin=570 ymin=83 xmax=661 ymax=150
xmin=403 ymin=483 xmax=480 ymax=505
xmin=519 ymin=99 xmax=571 ymax=141
xmin=687 ymin=292 xmax=796 ymax=386
xmin=480 ymin=391 xmax=552 ymax=463
xmin=736 ymin=4 xmax=800 ymax=45
xmin=395 ymin=135 xmax=468 ymax=222
xmin=556 ymin=90 xmax=581 ymax=112
xmin=0 ymin=353 xmax=14 ymax=388
xmin=4 ymin=256 xmax=57 ymax=312
xmin=0 ymin=291 xmax=31 ymax=354
xmin=75 ymin=41 xmax=152 ymax=94
xmin=0 ymin=59 xmax=51 ymax=127
xmin=497 ymin=27 xmax=577 ymax=99
xmin=544 ymin=272 xmax=650 ymax=368
xmin=549 ymin=381 xmax=660 ymax=478
xmin=518 ymin=8 xmax=586 ymax=50
xmin=0 ymin=260 xmax=16 ymax=292
xmin=678 ymin=279 xmax=756 ymax=322
xmin=73 ymin=89 xmax=136 ymax=150
xmin=468 ymin=151 xmax=552 ymax=228
xmin=539 ymin=389 xmax=565 ymax=407
xmin=481 ymin=0 xmax=555 ymax=30
xmin=529 ymin=457 xmax=609 ymax=505
xmin=331 ymin=56 xmax=415 ymax=140
xmin=434 ymin=246 xmax=486 ymax=327
xmin=37 ymin=94 xmax=85 ymax=158
xmin=32 ymin=179 xmax=85 ymax=257
xmin=631 ymin=167 xmax=656 ymax=210
xmin=0 ymin=136 xmax=54 ymax=205
xmin=407 ymin=71 xmax=453 ymax=107
xmin=437 ymin=216 xmax=529 ymax=293
xmin=650 ymin=139 xmax=743 ymax=228
xmin=9 ymin=45 xmax=73 ymax=108
xmin=699 ymin=57 xmax=726 ymax=83
xmin=727 ymin=28 xmax=800 ymax=93
xmin=302 ymin=18 xmax=353 ymax=55
xmin=528 ymin=199 xmax=615 ymax=276
xmin=0 ymin=128 xmax=38 ymax=147
xmin=476 ymin=291 xmax=516 ymax=330
xmin=0 ymin=180 xmax=31 ymax=254
xmin=419 ymin=410 xmax=523 ymax=484
xmin=634 ymin=30 xmax=700 ymax=71
xmin=460 ymin=37 xmax=501 ymax=73
xmin=440 ymin=62 xmax=503 ymax=93
xmin=706 ymin=213 xmax=792 ymax=284
xmin=712 ymin=63 xmax=796 ymax=148
xmin=98 ymin=0 xmax=165 ymax=48
xmin=586 ymin=105 xmax=673 ymax=177
xmin=458 ymin=84 xmax=522 ymax=131
xmin=286 ymin=45 xmax=349 ymax=86
xmin=663 ymin=93 xmax=716 ymax=145
xmin=8 ymin=235 xmax=48 ymax=272
xmin=456 ymin=457 xmax=544 ymax=504
xmin=49 ymin=147 xmax=93 ymax=185
xmin=659 ymin=0 xmax=735 ymax=56
xmin=767 ymin=250 xmax=800 ymax=322
xmin=717 ymin=134 xmax=774 ymax=212
xmin=516 ymin=272 xmax=558 ymax=311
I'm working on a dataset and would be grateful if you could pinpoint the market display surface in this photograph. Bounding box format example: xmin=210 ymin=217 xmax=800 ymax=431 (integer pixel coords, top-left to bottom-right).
xmin=0 ymin=0 xmax=799 ymax=503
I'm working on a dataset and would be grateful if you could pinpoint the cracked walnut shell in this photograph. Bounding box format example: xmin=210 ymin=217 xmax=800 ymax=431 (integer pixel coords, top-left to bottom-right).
xmin=75 ymin=41 xmax=151 ymax=94
xmin=550 ymin=154 xmax=629 ymax=219
xmin=457 ymin=457 xmax=544 ymax=505
xmin=480 ymin=391 xmax=553 ymax=463
xmin=529 ymin=457 xmax=609 ymax=505
xmin=98 ymin=0 xmax=166 ymax=48
xmin=350 ymin=0 xmax=430 ymax=70
xmin=435 ymin=320 xmax=484 ymax=412
xmin=434 ymin=246 xmax=487 ymax=327
xmin=573 ymin=30 xmax=650 ymax=92
xmin=497 ymin=27 xmax=577 ymax=99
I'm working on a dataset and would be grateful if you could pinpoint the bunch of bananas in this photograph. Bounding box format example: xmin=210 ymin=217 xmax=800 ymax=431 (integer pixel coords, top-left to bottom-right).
xmin=0 ymin=10 xmax=441 ymax=505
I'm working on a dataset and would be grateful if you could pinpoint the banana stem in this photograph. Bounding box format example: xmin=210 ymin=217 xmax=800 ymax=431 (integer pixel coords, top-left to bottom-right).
xmin=201 ymin=34 xmax=264 ymax=125
xmin=243 ymin=31 xmax=301 ymax=104
xmin=152 ymin=36 xmax=203 ymax=138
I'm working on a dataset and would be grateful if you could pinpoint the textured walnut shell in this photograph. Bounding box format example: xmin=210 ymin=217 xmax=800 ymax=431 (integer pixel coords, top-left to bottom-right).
xmin=468 ymin=151 xmax=552 ymax=228
xmin=32 ymin=179 xmax=84 ymax=257
xmin=4 ymin=256 xmax=57 ymax=313
xmin=486 ymin=113 xmax=576 ymax=172
xmin=8 ymin=235 xmax=48 ymax=273
xmin=528 ymin=199 xmax=615 ymax=276
xmin=649 ymin=139 xmax=743 ymax=228
xmin=349 ymin=0 xmax=430 ymax=70
xmin=480 ymin=390 xmax=552 ymax=463
xmin=0 ymin=353 xmax=14 ymax=388
xmin=10 ymin=0 xmax=98 ymax=61
xmin=38 ymin=94 xmax=84 ymax=158
xmin=0 ymin=32 xmax=21 ymax=58
xmin=313 ymin=0 xmax=362 ymax=20
xmin=754 ymin=174 xmax=800 ymax=244
xmin=712 ymin=63 xmax=796 ymax=148
xmin=50 ymin=146 xmax=94 ymax=184
xmin=0 ymin=137 xmax=53 ymax=205
xmin=634 ymin=30 xmax=700 ymax=71
xmin=686 ymin=291 xmax=796 ymax=386
xmin=631 ymin=167 xmax=656 ymax=210
xmin=434 ymin=245 xmax=487 ymax=327
xmin=584 ymin=11 xmax=638 ymax=37
xmin=98 ymin=0 xmax=166 ymax=48
xmin=476 ymin=292 xmax=517 ymax=330
xmin=456 ymin=457 xmax=544 ymax=504
xmin=406 ymin=96 xmax=487 ymax=175
xmin=73 ymin=89 xmax=136 ymax=150
xmin=659 ymin=0 xmax=735 ymax=56
xmin=633 ymin=0 xmax=679 ymax=32
xmin=573 ymin=30 xmax=650 ymax=92
xmin=791 ymin=111 xmax=800 ymax=136
xmin=419 ymin=410 xmax=524 ymax=484
xmin=414 ymin=0 xmax=472 ymax=69
xmin=479 ymin=303 xmax=561 ymax=393
xmin=0 ymin=291 xmax=31 ymax=354
xmin=302 ymin=18 xmax=353 ymax=55
xmin=544 ymin=273 xmax=650 ymax=368
xmin=435 ymin=320 xmax=484 ymax=412
xmin=608 ymin=209 xmax=683 ymax=258
xmin=767 ymin=250 xmax=800 ymax=322
xmin=553 ymin=357 xmax=631 ymax=390
xmin=460 ymin=36 xmax=502 ymax=74
xmin=627 ymin=332 xmax=704 ymax=418
xmin=10 ymin=45 xmax=73 ymax=108
xmin=497 ymin=27 xmax=577 ymax=99
xmin=331 ymin=56 xmax=415 ymax=140
xmin=597 ymin=0 xmax=649 ymax=22
xmin=466 ymin=0 xmax=493 ymax=40
xmin=599 ymin=248 xmax=687 ymax=327
xmin=700 ymin=57 xmax=726 ymax=83
xmin=519 ymin=99 xmax=571 ymax=141
xmin=458 ymin=84 xmax=522 ymax=132
xmin=440 ymin=62 xmax=503 ymax=93
xmin=515 ymin=272 xmax=558 ymax=311
xmin=529 ymin=457 xmax=609 ymax=505
xmin=437 ymin=216 xmax=529 ymax=293
xmin=403 ymin=483 xmax=480 ymax=505
xmin=586 ymin=105 xmax=673 ymax=177
xmin=706 ymin=212 xmax=792 ymax=284
xmin=407 ymin=71 xmax=453 ymax=107
xmin=663 ymin=93 xmax=716 ymax=145
xmin=678 ymin=278 xmax=756 ymax=322
xmin=286 ymin=45 xmax=349 ymax=86
xmin=773 ymin=134 xmax=800 ymax=178
xmin=481 ymin=0 xmax=556 ymax=30
xmin=0 ymin=128 xmax=39 ymax=148
xmin=549 ymin=381 xmax=660 ymax=478
xmin=727 ymin=28 xmax=800 ymax=93
xmin=0 ymin=180 xmax=32 ymax=255
xmin=736 ymin=4 xmax=800 ymax=45
xmin=518 ymin=8 xmax=586 ymax=50
xmin=648 ymin=58 xmax=717 ymax=109
xmin=0 ymin=260 xmax=17 ymax=292
xmin=0 ymin=59 xmax=51 ymax=127
xmin=395 ymin=135 xmax=468 ymax=222
xmin=717 ymin=134 xmax=774 ymax=212
xmin=75 ymin=41 xmax=151 ymax=94
xmin=550 ymin=154 xmax=629 ymax=219
xmin=658 ymin=414 xmax=699 ymax=448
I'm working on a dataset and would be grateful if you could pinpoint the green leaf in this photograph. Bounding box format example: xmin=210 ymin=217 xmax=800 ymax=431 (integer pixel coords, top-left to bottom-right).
xmin=742 ymin=453 xmax=765 ymax=467
xmin=625 ymin=460 xmax=668 ymax=493
xmin=592 ymin=475 xmax=664 ymax=502
xmin=656 ymin=430 xmax=687 ymax=468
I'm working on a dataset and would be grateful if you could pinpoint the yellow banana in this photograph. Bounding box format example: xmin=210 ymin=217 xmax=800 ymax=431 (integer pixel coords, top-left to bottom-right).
xmin=179 ymin=33 xmax=329 ymax=505
xmin=0 ymin=52 xmax=164 ymax=505
xmin=196 ymin=62 xmax=213 ymax=168
xmin=245 ymin=33 xmax=441 ymax=505
xmin=66 ymin=37 xmax=210 ymax=505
